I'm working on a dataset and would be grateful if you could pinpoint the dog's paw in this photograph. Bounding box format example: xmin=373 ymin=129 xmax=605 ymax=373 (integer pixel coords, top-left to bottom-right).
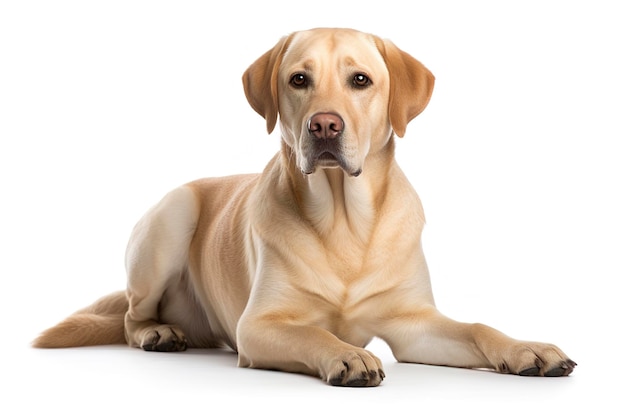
xmin=323 ymin=349 xmax=385 ymax=387
xmin=140 ymin=325 xmax=187 ymax=352
xmin=496 ymin=342 xmax=576 ymax=377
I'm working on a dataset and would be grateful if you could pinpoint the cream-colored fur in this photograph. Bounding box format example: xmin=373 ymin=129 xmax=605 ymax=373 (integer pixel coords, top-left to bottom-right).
xmin=33 ymin=28 xmax=576 ymax=386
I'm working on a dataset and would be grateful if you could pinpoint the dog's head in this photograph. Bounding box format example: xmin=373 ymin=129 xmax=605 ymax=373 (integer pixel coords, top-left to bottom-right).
xmin=243 ymin=28 xmax=434 ymax=177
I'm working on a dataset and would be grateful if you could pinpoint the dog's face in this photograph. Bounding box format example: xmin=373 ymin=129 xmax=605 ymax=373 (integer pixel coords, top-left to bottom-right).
xmin=277 ymin=29 xmax=391 ymax=177
xmin=243 ymin=28 xmax=435 ymax=177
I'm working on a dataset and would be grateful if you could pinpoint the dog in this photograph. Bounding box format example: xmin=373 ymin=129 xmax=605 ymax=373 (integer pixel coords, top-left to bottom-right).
xmin=33 ymin=27 xmax=576 ymax=386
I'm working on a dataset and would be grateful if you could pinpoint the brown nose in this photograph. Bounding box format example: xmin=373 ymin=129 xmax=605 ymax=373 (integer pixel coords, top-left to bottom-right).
xmin=307 ymin=113 xmax=344 ymax=140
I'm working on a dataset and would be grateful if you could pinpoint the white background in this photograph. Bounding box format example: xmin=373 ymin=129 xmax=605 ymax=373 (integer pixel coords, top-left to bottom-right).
xmin=1 ymin=0 xmax=624 ymax=415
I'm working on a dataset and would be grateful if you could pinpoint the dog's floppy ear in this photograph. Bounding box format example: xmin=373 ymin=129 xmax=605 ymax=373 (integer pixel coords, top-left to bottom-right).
xmin=242 ymin=35 xmax=292 ymax=134
xmin=375 ymin=37 xmax=435 ymax=138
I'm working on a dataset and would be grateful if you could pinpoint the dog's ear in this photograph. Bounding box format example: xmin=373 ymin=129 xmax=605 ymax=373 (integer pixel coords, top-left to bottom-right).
xmin=242 ymin=35 xmax=292 ymax=134
xmin=375 ymin=37 xmax=435 ymax=138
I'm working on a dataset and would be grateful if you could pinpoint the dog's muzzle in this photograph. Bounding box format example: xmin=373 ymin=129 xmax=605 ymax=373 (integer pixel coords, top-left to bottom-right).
xmin=300 ymin=113 xmax=362 ymax=177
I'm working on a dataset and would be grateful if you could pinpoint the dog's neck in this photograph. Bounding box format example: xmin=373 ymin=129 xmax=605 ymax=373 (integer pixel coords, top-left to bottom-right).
xmin=302 ymin=167 xmax=375 ymax=243
xmin=281 ymin=139 xmax=395 ymax=246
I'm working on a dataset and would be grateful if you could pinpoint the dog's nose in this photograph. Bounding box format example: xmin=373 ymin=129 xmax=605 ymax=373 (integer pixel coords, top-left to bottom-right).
xmin=307 ymin=113 xmax=344 ymax=140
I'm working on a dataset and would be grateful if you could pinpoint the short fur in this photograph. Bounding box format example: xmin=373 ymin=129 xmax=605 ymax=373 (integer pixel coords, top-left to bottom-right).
xmin=34 ymin=28 xmax=575 ymax=386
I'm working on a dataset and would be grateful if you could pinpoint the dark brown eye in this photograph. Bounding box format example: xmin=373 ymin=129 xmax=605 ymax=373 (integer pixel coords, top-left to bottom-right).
xmin=352 ymin=73 xmax=370 ymax=88
xmin=290 ymin=73 xmax=308 ymax=88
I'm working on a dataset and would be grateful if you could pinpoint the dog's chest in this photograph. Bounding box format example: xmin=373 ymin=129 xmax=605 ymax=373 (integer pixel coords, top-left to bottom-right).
xmin=305 ymin=226 xmax=402 ymax=307
xmin=322 ymin=224 xmax=371 ymax=281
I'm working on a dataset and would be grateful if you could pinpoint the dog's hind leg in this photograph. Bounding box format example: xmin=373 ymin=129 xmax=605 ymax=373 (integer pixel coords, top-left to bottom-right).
xmin=123 ymin=185 xmax=199 ymax=352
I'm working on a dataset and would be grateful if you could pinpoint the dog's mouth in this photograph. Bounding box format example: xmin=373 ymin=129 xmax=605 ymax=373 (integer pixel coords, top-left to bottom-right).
xmin=302 ymin=149 xmax=362 ymax=177
xmin=317 ymin=151 xmax=340 ymax=166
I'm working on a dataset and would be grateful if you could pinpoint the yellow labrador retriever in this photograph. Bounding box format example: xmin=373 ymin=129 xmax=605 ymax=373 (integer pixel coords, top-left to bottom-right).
xmin=34 ymin=28 xmax=576 ymax=386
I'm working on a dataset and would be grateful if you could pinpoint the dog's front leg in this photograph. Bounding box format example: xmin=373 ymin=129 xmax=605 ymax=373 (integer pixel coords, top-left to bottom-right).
xmin=380 ymin=305 xmax=576 ymax=376
xmin=237 ymin=318 xmax=384 ymax=386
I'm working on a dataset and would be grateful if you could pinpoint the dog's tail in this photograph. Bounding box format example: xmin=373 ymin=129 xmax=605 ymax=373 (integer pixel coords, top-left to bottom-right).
xmin=32 ymin=291 xmax=128 ymax=348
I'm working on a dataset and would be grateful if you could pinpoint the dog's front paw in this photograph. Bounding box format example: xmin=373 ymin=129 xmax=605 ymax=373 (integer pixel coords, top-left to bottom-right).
xmin=323 ymin=349 xmax=385 ymax=387
xmin=140 ymin=325 xmax=187 ymax=352
xmin=497 ymin=342 xmax=576 ymax=377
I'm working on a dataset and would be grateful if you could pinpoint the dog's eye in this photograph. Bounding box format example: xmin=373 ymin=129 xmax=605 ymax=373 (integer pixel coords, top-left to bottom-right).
xmin=352 ymin=73 xmax=371 ymax=88
xmin=290 ymin=73 xmax=308 ymax=88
